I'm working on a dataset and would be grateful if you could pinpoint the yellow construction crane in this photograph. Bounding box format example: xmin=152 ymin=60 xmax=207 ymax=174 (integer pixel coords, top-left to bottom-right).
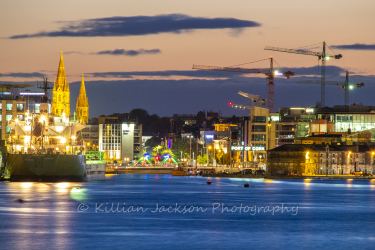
xmin=192 ymin=57 xmax=294 ymax=113
xmin=265 ymin=42 xmax=342 ymax=107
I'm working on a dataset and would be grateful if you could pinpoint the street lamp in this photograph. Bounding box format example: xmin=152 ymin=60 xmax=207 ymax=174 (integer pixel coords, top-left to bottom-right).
xmin=189 ymin=134 xmax=192 ymax=166
xmin=208 ymin=145 xmax=212 ymax=166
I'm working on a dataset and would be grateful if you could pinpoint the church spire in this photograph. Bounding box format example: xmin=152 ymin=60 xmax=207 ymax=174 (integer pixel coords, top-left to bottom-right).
xmin=51 ymin=51 xmax=70 ymax=117
xmin=55 ymin=50 xmax=67 ymax=90
xmin=76 ymin=73 xmax=89 ymax=123
xmin=79 ymin=73 xmax=87 ymax=98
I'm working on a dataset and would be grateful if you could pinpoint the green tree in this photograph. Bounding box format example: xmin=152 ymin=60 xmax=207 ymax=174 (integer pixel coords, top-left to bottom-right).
xmin=171 ymin=138 xmax=197 ymax=160
xmin=197 ymin=154 xmax=208 ymax=165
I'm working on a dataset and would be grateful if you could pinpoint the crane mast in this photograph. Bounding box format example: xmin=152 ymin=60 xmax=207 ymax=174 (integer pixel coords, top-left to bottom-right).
xmin=265 ymin=42 xmax=342 ymax=107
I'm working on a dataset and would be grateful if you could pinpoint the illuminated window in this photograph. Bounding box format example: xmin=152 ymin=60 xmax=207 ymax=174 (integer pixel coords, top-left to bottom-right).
xmin=6 ymin=103 xmax=12 ymax=111
xmin=35 ymin=104 xmax=40 ymax=113
xmin=252 ymin=134 xmax=266 ymax=141
xmin=17 ymin=103 xmax=24 ymax=111
xmin=6 ymin=115 xmax=12 ymax=122
xmin=0 ymin=103 xmax=2 ymax=111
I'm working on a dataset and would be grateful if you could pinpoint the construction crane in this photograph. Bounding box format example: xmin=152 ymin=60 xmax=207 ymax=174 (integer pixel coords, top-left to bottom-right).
xmin=192 ymin=57 xmax=294 ymax=113
xmin=265 ymin=42 xmax=342 ymax=107
xmin=298 ymin=71 xmax=364 ymax=106
xmin=238 ymin=91 xmax=266 ymax=106
xmin=229 ymin=92 xmax=266 ymax=110
xmin=229 ymin=102 xmax=251 ymax=110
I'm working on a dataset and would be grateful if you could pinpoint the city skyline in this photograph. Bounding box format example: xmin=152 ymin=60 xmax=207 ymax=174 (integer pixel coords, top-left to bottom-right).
xmin=1 ymin=0 xmax=375 ymax=118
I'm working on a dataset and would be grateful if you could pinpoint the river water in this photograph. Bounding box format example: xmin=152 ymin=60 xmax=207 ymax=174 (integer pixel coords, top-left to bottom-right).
xmin=1 ymin=174 xmax=375 ymax=249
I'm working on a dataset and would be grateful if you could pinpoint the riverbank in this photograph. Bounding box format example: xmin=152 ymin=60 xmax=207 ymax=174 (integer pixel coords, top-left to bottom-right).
xmin=105 ymin=169 xmax=375 ymax=180
xmin=202 ymin=173 xmax=375 ymax=180
xmin=106 ymin=168 xmax=173 ymax=175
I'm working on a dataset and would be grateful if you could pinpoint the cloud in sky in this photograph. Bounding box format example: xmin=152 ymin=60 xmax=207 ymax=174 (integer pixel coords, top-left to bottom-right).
xmin=87 ymin=65 xmax=346 ymax=79
xmin=285 ymin=65 xmax=346 ymax=77
xmin=0 ymin=65 xmax=346 ymax=81
xmin=9 ymin=14 xmax=261 ymax=39
xmin=65 ymin=49 xmax=161 ymax=56
xmin=0 ymin=72 xmax=45 ymax=78
xmin=88 ymin=70 xmax=240 ymax=79
xmin=95 ymin=49 xmax=161 ymax=56
xmin=331 ymin=44 xmax=375 ymax=50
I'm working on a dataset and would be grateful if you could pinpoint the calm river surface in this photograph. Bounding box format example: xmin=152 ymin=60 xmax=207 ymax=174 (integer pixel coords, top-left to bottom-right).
xmin=1 ymin=174 xmax=375 ymax=249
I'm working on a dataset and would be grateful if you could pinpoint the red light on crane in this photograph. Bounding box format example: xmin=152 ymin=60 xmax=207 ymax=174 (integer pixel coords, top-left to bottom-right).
xmin=229 ymin=102 xmax=233 ymax=106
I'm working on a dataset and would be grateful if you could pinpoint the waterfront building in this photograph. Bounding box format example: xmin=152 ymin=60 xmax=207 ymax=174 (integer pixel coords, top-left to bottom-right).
xmin=76 ymin=74 xmax=89 ymax=123
xmin=79 ymin=123 xmax=99 ymax=151
xmin=246 ymin=106 xmax=270 ymax=166
xmin=0 ymin=92 xmax=25 ymax=140
xmin=273 ymin=105 xmax=375 ymax=147
xmin=51 ymin=51 xmax=70 ymax=117
xmin=0 ymin=84 xmax=42 ymax=140
xmin=98 ymin=117 xmax=142 ymax=164
xmin=267 ymin=143 xmax=375 ymax=175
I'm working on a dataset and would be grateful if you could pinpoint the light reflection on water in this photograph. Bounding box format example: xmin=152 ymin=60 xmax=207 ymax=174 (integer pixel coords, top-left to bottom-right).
xmin=0 ymin=176 xmax=375 ymax=249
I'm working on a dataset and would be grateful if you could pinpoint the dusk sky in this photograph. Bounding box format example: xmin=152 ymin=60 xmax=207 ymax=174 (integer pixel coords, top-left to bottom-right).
xmin=1 ymin=0 xmax=375 ymax=118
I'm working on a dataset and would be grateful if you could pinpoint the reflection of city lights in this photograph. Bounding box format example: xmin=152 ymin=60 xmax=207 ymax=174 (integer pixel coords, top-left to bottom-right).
xmin=21 ymin=183 xmax=32 ymax=188
xmin=56 ymin=183 xmax=69 ymax=188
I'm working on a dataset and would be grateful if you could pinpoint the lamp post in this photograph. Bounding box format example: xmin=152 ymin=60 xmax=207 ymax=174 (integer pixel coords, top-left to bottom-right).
xmin=189 ymin=134 xmax=192 ymax=166
xmin=193 ymin=152 xmax=194 ymax=166
xmin=325 ymin=144 xmax=329 ymax=176
xmin=208 ymin=145 xmax=212 ymax=166
xmin=106 ymin=125 xmax=110 ymax=164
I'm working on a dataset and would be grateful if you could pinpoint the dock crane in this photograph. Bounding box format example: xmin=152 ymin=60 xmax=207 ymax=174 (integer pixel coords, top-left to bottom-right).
xmin=265 ymin=42 xmax=342 ymax=107
xmin=298 ymin=71 xmax=364 ymax=106
xmin=193 ymin=57 xmax=294 ymax=113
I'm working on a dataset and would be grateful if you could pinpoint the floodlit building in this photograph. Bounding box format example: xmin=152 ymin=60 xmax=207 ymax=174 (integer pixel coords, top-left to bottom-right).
xmin=267 ymin=143 xmax=375 ymax=175
xmin=99 ymin=118 xmax=142 ymax=164
xmin=0 ymin=85 xmax=27 ymax=140
xmin=79 ymin=123 xmax=99 ymax=151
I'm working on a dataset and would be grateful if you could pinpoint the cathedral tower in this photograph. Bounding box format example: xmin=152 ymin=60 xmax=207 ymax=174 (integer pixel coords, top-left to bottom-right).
xmin=76 ymin=73 xmax=89 ymax=123
xmin=52 ymin=51 xmax=70 ymax=117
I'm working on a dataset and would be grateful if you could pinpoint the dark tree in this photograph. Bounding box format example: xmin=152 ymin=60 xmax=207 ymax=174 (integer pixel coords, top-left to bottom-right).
xmin=145 ymin=136 xmax=162 ymax=148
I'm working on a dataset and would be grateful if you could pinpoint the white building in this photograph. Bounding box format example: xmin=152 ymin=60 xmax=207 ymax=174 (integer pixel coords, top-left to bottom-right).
xmin=99 ymin=121 xmax=142 ymax=164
